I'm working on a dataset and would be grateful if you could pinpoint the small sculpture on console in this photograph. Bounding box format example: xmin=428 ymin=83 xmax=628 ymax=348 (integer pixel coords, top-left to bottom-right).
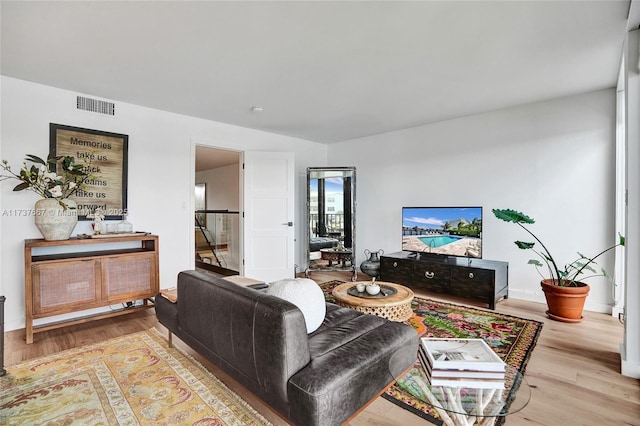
xmin=91 ymin=207 xmax=105 ymax=234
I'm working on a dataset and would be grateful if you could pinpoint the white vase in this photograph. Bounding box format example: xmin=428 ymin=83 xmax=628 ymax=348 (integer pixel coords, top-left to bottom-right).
xmin=34 ymin=198 xmax=78 ymax=241
xmin=366 ymin=282 xmax=381 ymax=295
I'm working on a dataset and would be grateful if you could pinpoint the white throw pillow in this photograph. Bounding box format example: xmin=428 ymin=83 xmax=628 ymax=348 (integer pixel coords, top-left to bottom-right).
xmin=267 ymin=278 xmax=326 ymax=333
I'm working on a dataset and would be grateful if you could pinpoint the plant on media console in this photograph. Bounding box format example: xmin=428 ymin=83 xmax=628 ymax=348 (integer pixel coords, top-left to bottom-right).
xmin=492 ymin=208 xmax=624 ymax=287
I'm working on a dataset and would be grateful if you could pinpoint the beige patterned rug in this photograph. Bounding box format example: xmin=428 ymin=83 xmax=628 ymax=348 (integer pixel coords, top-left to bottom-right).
xmin=0 ymin=329 xmax=271 ymax=425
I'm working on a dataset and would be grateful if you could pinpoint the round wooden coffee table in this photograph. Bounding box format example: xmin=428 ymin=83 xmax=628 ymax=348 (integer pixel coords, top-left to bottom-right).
xmin=332 ymin=281 xmax=414 ymax=322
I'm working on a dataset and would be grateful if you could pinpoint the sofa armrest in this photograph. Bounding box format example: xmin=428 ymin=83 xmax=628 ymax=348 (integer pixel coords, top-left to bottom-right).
xmin=155 ymin=292 xmax=179 ymax=333
xmin=288 ymin=319 xmax=418 ymax=426
xmin=175 ymin=270 xmax=311 ymax=406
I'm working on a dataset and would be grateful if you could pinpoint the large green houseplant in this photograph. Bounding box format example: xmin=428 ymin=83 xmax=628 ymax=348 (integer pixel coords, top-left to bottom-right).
xmin=492 ymin=208 xmax=625 ymax=322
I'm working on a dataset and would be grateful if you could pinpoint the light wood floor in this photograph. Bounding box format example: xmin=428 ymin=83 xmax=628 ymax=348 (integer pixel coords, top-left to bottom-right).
xmin=4 ymin=271 xmax=639 ymax=425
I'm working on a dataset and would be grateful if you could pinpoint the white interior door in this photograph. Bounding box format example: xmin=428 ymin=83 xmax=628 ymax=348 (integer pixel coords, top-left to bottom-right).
xmin=242 ymin=151 xmax=295 ymax=282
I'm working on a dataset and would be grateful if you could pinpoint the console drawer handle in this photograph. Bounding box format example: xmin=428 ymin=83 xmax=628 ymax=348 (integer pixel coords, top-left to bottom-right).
xmin=469 ymin=272 xmax=474 ymax=279
xmin=393 ymin=262 xmax=398 ymax=267
xmin=425 ymin=271 xmax=435 ymax=279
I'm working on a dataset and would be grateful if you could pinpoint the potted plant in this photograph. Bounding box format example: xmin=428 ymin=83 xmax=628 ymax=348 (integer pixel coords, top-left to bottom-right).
xmin=492 ymin=208 xmax=625 ymax=322
xmin=1 ymin=154 xmax=95 ymax=240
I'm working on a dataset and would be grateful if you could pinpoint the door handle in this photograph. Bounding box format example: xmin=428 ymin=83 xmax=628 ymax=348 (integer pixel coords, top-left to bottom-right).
xmin=282 ymin=222 xmax=294 ymax=226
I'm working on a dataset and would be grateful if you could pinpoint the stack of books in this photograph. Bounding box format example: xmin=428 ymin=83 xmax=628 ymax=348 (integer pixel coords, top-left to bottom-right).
xmin=418 ymin=338 xmax=507 ymax=389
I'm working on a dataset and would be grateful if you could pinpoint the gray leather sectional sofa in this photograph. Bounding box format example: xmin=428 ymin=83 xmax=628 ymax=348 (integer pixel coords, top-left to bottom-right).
xmin=155 ymin=270 xmax=418 ymax=426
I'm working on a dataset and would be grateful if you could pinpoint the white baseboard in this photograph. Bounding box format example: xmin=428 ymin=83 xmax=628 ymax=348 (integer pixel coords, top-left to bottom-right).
xmin=621 ymin=342 xmax=640 ymax=379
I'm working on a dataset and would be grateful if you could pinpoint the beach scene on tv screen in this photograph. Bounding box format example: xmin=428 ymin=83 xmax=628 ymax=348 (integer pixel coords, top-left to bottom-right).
xmin=402 ymin=207 xmax=482 ymax=258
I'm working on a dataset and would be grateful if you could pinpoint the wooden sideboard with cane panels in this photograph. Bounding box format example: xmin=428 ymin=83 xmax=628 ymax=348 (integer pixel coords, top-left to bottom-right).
xmin=24 ymin=234 xmax=159 ymax=343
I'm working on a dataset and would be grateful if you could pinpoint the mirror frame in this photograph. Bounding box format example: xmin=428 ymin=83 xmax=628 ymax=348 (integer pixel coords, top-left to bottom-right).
xmin=305 ymin=166 xmax=357 ymax=280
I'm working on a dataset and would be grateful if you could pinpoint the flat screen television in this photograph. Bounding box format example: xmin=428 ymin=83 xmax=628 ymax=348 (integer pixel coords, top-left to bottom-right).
xmin=402 ymin=206 xmax=483 ymax=258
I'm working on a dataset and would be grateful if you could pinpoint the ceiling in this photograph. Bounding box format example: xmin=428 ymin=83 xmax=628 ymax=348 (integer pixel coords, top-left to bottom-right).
xmin=195 ymin=146 xmax=240 ymax=171
xmin=0 ymin=1 xmax=632 ymax=145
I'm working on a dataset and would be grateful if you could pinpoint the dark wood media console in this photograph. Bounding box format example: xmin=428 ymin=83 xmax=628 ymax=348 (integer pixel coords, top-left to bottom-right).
xmin=379 ymin=251 xmax=508 ymax=309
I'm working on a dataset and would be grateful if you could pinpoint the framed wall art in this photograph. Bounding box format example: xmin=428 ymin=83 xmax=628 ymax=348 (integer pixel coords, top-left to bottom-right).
xmin=50 ymin=123 xmax=128 ymax=220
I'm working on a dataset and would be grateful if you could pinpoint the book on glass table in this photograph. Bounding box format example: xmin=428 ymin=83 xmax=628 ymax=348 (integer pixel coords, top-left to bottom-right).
xmin=426 ymin=374 xmax=506 ymax=389
xmin=419 ymin=350 xmax=506 ymax=389
xmin=419 ymin=349 xmax=505 ymax=379
xmin=419 ymin=338 xmax=506 ymax=373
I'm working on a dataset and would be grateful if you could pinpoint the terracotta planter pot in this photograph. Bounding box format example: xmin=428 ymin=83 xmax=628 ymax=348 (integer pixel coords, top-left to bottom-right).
xmin=541 ymin=279 xmax=590 ymax=323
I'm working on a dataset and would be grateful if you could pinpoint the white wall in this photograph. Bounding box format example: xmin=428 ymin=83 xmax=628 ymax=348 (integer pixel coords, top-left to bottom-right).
xmin=0 ymin=76 xmax=621 ymax=331
xmin=196 ymin=163 xmax=240 ymax=211
xmin=622 ymin=29 xmax=640 ymax=378
xmin=331 ymin=89 xmax=617 ymax=313
xmin=0 ymin=76 xmax=327 ymax=331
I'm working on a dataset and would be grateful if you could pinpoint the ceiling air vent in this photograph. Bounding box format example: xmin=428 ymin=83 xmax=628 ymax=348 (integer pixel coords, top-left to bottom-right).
xmin=76 ymin=96 xmax=115 ymax=115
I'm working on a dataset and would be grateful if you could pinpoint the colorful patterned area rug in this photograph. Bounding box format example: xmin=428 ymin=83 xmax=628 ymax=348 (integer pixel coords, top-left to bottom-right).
xmin=320 ymin=280 xmax=543 ymax=426
xmin=0 ymin=329 xmax=271 ymax=426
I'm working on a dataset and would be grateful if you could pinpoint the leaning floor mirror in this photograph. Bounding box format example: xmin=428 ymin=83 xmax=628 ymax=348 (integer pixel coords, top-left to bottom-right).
xmin=305 ymin=167 xmax=356 ymax=280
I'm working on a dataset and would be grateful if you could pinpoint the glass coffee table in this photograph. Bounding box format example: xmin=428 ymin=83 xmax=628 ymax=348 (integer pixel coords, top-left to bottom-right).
xmin=394 ymin=362 xmax=531 ymax=426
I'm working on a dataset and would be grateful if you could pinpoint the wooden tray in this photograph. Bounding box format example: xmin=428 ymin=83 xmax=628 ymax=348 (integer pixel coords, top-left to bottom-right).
xmin=347 ymin=284 xmax=397 ymax=299
xmin=81 ymin=232 xmax=150 ymax=239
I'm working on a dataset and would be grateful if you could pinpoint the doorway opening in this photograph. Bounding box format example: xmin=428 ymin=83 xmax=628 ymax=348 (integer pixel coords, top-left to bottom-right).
xmin=194 ymin=146 xmax=241 ymax=276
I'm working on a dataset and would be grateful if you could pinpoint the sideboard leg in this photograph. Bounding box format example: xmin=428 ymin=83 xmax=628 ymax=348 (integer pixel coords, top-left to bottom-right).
xmin=26 ymin=322 xmax=33 ymax=345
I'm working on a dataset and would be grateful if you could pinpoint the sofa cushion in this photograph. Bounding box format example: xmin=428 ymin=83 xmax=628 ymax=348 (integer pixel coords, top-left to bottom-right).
xmin=267 ymin=278 xmax=326 ymax=333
